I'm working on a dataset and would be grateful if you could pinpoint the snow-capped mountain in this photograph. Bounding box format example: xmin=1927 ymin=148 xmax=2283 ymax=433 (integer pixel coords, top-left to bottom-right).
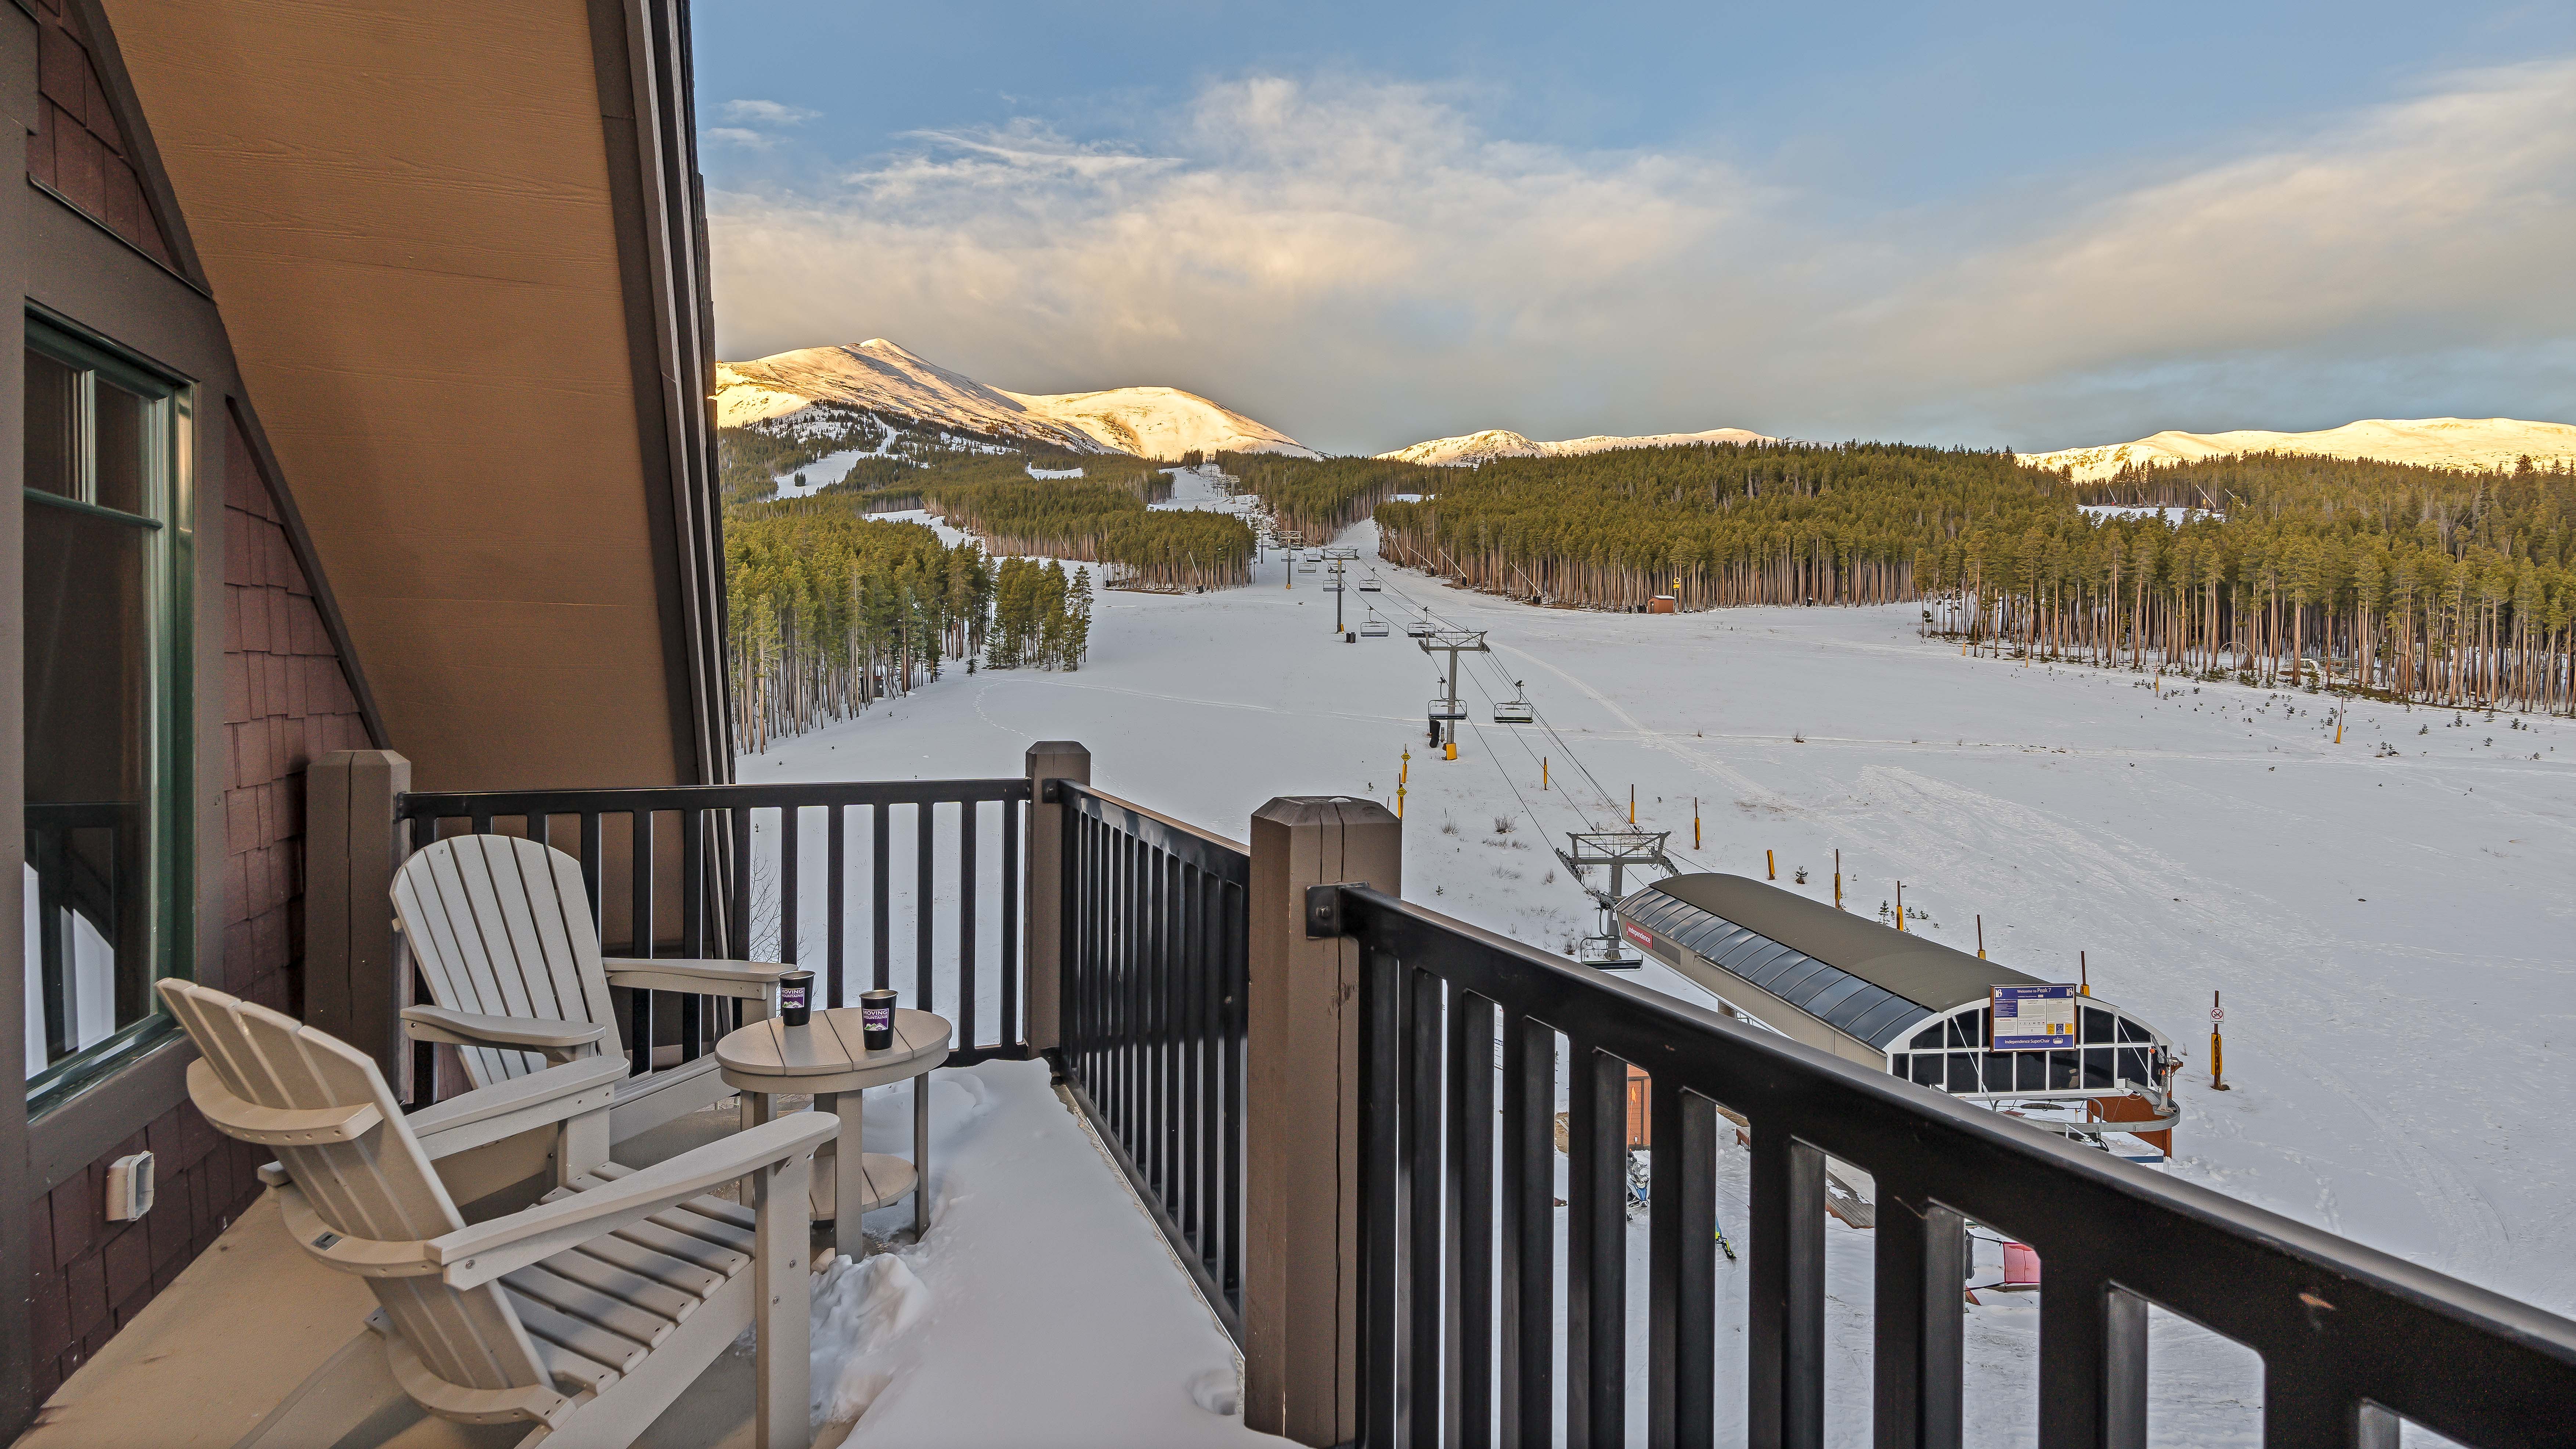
xmin=1378 ymin=426 xmax=1776 ymax=467
xmin=2019 ymin=417 xmax=2576 ymax=482
xmin=715 ymin=340 xmax=1316 ymax=461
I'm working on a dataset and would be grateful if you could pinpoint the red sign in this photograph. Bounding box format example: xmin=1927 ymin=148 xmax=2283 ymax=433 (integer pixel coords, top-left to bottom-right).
xmin=1623 ymin=922 xmax=1654 ymax=949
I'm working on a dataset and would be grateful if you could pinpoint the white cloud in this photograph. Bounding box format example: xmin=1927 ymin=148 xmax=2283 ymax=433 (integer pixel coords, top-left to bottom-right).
xmin=707 ymin=63 xmax=2576 ymax=453
xmin=724 ymin=98 xmax=820 ymax=126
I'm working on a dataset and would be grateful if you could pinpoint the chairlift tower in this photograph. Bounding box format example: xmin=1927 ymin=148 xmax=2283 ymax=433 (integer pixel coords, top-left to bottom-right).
xmin=1556 ymin=829 xmax=1674 ymax=970
xmin=1415 ymin=627 xmax=1489 ymax=746
xmin=1322 ymin=547 xmax=1361 ymax=630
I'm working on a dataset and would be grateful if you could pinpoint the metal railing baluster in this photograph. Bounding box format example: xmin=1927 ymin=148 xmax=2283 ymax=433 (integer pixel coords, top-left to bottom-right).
xmin=1406 ymin=967 xmax=1444 ymax=1449
xmin=914 ymin=801 xmax=935 ymax=1012
xmin=958 ymin=799 xmax=977 ymax=1050
xmin=1000 ymin=798 xmax=1020 ymax=1046
xmin=1567 ymin=1043 xmax=1627 ymax=1448
xmin=1500 ymin=1011 xmax=1555 ymax=1449
xmin=827 ymin=805 xmax=846 ymax=1007
xmin=1445 ymin=990 xmax=1497 ymax=1449
xmin=778 ymin=805 xmax=799 ymax=967
xmin=872 ymin=803 xmax=891 ymax=992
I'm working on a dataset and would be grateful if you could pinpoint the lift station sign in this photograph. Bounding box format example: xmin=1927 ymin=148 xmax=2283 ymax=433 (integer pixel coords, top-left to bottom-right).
xmin=1991 ymin=983 xmax=2079 ymax=1050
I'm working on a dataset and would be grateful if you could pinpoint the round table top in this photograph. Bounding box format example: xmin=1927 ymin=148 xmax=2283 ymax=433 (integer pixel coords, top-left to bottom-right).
xmin=716 ymin=1006 xmax=952 ymax=1093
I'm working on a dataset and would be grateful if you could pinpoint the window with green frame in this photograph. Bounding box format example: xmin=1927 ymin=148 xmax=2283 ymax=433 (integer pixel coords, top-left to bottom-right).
xmin=22 ymin=313 xmax=192 ymax=1104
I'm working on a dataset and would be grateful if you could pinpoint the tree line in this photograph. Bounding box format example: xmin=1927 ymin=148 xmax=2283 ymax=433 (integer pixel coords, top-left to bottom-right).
xmin=1221 ymin=452 xmax=1440 ymax=542
xmin=724 ymin=492 xmax=1096 ymax=752
xmin=1939 ymin=453 xmax=2576 ymax=714
xmin=1365 ymin=441 xmax=2046 ymax=608
xmin=830 ymin=453 xmax=1252 ymax=590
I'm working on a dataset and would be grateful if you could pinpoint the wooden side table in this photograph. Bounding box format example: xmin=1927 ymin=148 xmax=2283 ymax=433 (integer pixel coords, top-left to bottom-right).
xmin=715 ymin=1006 xmax=950 ymax=1254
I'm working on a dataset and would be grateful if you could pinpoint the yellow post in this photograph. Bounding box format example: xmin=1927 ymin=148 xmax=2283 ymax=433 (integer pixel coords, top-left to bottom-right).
xmin=1629 ymin=785 xmax=1635 ymax=824
xmin=1895 ymin=881 xmax=1905 ymax=931
xmin=1445 ymin=739 xmax=1456 ymax=761
xmin=1765 ymin=849 xmax=1775 ymax=881
xmin=2079 ymin=951 xmax=2089 ymax=995
xmin=1396 ymin=784 xmax=1405 ymax=818
xmin=1542 ymin=758 xmax=1548 ymax=791
xmin=1692 ymin=798 xmax=1700 ymax=851
xmin=1976 ymin=915 xmax=1985 ymax=959
xmin=1833 ymin=849 xmax=1842 ymax=910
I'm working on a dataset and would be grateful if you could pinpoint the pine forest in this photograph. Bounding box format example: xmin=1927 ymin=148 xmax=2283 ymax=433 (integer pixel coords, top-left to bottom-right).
xmin=1299 ymin=441 xmax=2575 ymax=716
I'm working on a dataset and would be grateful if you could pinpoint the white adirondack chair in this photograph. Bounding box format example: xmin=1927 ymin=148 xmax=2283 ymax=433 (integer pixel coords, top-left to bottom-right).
xmin=160 ymin=978 xmax=834 ymax=1449
xmin=392 ymin=833 xmax=790 ymax=1137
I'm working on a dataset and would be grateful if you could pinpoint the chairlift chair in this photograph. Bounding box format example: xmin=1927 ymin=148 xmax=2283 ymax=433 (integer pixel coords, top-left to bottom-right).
xmin=1404 ymin=613 xmax=1435 ymax=638
xmin=1493 ymin=685 xmax=1535 ymax=724
xmin=1359 ymin=573 xmax=1383 ymax=593
xmin=1361 ymin=611 xmax=1390 ymax=638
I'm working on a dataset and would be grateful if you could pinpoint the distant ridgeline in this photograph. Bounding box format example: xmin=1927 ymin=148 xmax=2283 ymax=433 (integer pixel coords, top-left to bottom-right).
xmin=1313 ymin=436 xmax=2576 ymax=717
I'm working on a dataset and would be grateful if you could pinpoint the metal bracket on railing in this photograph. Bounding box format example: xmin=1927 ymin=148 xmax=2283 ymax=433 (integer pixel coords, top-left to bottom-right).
xmin=1305 ymin=883 xmax=1361 ymax=938
xmin=1041 ymin=779 xmax=1065 ymax=804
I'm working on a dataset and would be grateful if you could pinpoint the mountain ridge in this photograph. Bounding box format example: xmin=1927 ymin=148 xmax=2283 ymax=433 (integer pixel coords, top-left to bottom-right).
xmin=1378 ymin=426 xmax=1777 ymax=467
xmin=715 ymin=340 xmax=1317 ymax=461
xmin=2018 ymin=417 xmax=2576 ymax=482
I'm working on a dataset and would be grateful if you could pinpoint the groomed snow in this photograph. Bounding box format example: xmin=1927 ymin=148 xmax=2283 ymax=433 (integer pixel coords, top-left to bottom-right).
xmin=750 ymin=473 xmax=2572 ymax=1443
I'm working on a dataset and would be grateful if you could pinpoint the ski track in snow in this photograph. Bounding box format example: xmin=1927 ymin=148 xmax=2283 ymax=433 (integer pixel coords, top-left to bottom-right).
xmin=744 ymin=497 xmax=2574 ymax=1445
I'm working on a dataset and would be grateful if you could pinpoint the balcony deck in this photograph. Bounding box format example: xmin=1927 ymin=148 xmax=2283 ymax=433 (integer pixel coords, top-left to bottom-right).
xmin=18 ymin=1060 xmax=1272 ymax=1449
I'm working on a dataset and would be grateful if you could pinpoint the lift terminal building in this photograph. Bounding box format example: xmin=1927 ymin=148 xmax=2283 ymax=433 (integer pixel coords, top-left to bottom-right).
xmin=1615 ymin=873 xmax=2177 ymax=1152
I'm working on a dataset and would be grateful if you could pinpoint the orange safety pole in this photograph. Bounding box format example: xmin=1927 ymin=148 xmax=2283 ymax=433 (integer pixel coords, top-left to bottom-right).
xmin=2209 ymin=990 xmax=2229 ymax=1089
xmin=1693 ymin=798 xmax=1700 ymax=851
xmin=1833 ymin=849 xmax=1842 ymax=909
xmin=1766 ymin=849 xmax=1775 ymax=881
xmin=2080 ymin=951 xmax=2090 ymax=995
xmin=1976 ymin=915 xmax=1985 ymax=959
xmin=1895 ymin=880 xmax=1905 ymax=931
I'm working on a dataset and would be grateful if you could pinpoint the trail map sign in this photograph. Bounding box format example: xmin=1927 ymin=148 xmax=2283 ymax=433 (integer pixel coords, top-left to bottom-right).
xmin=1992 ymin=983 xmax=2079 ymax=1050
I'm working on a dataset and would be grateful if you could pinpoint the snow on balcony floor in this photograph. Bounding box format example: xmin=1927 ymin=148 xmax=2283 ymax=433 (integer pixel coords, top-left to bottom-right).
xmin=783 ymin=1058 xmax=1282 ymax=1448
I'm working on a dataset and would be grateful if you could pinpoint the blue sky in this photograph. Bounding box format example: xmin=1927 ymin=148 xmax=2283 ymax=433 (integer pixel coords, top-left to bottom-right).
xmin=691 ymin=2 xmax=2576 ymax=454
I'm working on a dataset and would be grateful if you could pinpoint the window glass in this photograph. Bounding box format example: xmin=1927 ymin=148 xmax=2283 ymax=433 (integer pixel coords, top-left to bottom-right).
xmin=21 ymin=323 xmax=187 ymax=1096
xmin=91 ymin=374 xmax=148 ymax=514
xmin=24 ymin=349 xmax=77 ymax=499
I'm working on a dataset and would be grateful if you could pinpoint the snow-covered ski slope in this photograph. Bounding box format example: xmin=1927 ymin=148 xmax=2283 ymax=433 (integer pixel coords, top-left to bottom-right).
xmin=748 ymin=472 xmax=2571 ymax=1443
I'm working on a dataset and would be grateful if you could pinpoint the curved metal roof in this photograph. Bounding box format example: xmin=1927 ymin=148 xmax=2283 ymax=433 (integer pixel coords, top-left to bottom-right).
xmin=1619 ymin=873 xmax=2044 ymax=1049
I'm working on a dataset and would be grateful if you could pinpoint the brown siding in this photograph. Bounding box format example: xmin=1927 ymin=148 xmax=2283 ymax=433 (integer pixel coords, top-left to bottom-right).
xmin=24 ymin=0 xmax=169 ymax=267
xmin=24 ymin=417 xmax=367 ymax=1403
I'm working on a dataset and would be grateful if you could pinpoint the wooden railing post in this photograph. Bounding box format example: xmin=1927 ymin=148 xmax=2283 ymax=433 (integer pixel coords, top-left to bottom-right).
xmin=305 ymin=749 xmax=411 ymax=1086
xmin=1244 ymin=796 xmax=1401 ymax=1446
xmin=1022 ymin=740 xmax=1089 ymax=1059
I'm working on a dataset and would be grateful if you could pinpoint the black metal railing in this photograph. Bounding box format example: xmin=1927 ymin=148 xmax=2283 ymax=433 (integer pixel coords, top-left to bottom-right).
xmin=396 ymin=780 xmax=1029 ymax=1084
xmin=1052 ymin=780 xmax=1251 ymax=1340
xmin=1312 ymin=883 xmax=2576 ymax=1449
